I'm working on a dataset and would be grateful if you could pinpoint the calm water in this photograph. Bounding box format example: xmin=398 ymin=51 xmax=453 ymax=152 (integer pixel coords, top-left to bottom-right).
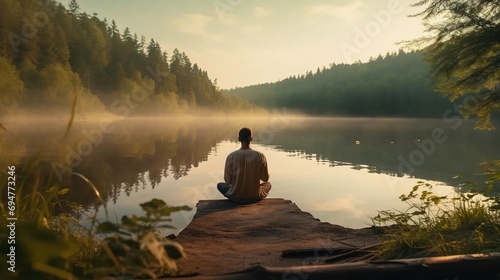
xmin=1 ymin=116 xmax=499 ymax=234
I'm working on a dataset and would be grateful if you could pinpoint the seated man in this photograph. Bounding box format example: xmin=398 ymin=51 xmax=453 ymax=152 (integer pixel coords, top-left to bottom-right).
xmin=217 ymin=127 xmax=272 ymax=203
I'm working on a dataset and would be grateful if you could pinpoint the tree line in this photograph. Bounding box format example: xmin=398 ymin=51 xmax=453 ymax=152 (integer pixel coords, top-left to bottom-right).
xmin=227 ymin=50 xmax=454 ymax=117
xmin=0 ymin=0 xmax=258 ymax=115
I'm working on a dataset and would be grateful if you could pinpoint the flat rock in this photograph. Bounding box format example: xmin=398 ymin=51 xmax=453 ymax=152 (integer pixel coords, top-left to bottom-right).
xmin=174 ymin=198 xmax=381 ymax=275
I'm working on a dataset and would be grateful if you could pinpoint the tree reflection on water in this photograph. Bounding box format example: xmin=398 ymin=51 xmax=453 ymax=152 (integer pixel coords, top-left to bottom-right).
xmin=1 ymin=117 xmax=499 ymax=212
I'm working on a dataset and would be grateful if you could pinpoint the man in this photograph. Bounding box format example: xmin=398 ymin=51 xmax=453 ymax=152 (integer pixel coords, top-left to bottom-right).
xmin=217 ymin=128 xmax=272 ymax=203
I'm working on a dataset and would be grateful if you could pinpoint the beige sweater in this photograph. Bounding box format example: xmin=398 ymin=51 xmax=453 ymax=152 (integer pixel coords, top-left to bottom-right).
xmin=224 ymin=148 xmax=270 ymax=202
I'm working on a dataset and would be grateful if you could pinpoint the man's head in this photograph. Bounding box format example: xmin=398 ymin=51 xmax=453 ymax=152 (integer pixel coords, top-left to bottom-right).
xmin=238 ymin=127 xmax=253 ymax=144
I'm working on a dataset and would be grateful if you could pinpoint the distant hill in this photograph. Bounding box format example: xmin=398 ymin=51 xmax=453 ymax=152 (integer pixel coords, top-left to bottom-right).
xmin=227 ymin=50 xmax=452 ymax=117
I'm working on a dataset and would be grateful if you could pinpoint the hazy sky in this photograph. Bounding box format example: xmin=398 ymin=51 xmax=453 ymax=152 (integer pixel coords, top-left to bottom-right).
xmin=60 ymin=0 xmax=426 ymax=89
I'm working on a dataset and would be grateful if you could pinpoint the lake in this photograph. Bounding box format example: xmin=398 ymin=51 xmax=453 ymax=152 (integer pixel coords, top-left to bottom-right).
xmin=1 ymin=115 xmax=499 ymax=235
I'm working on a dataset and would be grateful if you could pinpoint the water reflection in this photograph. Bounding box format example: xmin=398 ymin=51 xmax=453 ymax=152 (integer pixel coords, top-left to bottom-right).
xmin=262 ymin=118 xmax=500 ymax=184
xmin=1 ymin=117 xmax=498 ymax=232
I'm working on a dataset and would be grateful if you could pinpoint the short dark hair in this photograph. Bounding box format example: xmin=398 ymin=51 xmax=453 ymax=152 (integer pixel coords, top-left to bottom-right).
xmin=238 ymin=127 xmax=252 ymax=143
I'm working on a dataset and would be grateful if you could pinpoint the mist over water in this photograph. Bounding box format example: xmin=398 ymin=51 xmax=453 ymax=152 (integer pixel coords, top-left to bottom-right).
xmin=1 ymin=114 xmax=499 ymax=232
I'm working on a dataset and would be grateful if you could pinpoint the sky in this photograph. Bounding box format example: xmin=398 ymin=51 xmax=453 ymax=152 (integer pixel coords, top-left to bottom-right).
xmin=60 ymin=0 xmax=427 ymax=89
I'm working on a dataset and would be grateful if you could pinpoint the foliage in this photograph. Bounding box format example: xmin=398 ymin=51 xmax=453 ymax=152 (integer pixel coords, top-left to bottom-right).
xmin=482 ymin=160 xmax=500 ymax=192
xmin=0 ymin=163 xmax=191 ymax=279
xmin=372 ymin=181 xmax=500 ymax=260
xmin=94 ymin=199 xmax=191 ymax=278
xmin=0 ymin=0 xmax=258 ymax=114
xmin=373 ymin=0 xmax=500 ymax=260
xmin=228 ymin=50 xmax=452 ymax=117
xmin=0 ymin=56 xmax=24 ymax=112
xmin=476 ymin=160 xmax=500 ymax=199
xmin=0 ymin=162 xmax=89 ymax=279
xmin=411 ymin=0 xmax=500 ymax=129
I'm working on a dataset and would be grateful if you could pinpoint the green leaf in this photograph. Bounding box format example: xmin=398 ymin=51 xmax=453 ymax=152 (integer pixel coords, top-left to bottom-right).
xmin=430 ymin=196 xmax=442 ymax=204
xmin=420 ymin=191 xmax=429 ymax=200
xmin=58 ymin=188 xmax=70 ymax=195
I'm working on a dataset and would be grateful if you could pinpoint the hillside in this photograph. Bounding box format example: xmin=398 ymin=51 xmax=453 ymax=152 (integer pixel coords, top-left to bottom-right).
xmin=0 ymin=0 xmax=257 ymax=116
xmin=227 ymin=50 xmax=452 ymax=117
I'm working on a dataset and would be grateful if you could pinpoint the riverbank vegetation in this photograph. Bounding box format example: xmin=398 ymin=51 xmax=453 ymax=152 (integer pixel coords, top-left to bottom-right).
xmin=0 ymin=163 xmax=191 ymax=279
xmin=372 ymin=177 xmax=500 ymax=260
xmin=369 ymin=0 xmax=500 ymax=261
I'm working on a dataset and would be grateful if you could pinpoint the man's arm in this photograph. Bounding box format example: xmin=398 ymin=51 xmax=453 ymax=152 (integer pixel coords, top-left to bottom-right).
xmin=260 ymin=153 xmax=270 ymax=182
xmin=224 ymin=154 xmax=233 ymax=184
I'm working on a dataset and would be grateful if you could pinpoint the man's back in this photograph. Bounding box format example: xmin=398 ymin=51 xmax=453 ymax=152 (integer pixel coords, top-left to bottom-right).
xmin=224 ymin=148 xmax=269 ymax=201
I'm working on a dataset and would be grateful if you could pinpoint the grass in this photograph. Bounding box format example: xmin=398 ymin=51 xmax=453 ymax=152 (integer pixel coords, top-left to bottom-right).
xmin=371 ymin=178 xmax=500 ymax=260
xmin=0 ymin=160 xmax=190 ymax=279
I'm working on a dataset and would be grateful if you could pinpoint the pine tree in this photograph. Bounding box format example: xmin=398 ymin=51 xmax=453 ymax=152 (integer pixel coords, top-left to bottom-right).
xmin=68 ymin=0 xmax=80 ymax=15
xmin=412 ymin=0 xmax=500 ymax=129
xmin=0 ymin=56 xmax=24 ymax=109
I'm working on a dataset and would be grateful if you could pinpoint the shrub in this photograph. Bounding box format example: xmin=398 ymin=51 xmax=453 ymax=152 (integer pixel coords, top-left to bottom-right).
xmin=372 ymin=181 xmax=500 ymax=260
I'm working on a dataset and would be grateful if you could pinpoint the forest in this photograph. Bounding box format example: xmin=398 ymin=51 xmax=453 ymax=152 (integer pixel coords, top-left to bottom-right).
xmin=227 ymin=50 xmax=454 ymax=117
xmin=0 ymin=0 xmax=258 ymax=116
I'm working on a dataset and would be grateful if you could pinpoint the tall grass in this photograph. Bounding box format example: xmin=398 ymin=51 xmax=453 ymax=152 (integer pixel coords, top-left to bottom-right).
xmin=371 ymin=180 xmax=500 ymax=260
xmin=0 ymin=161 xmax=103 ymax=279
xmin=1 ymin=158 xmax=190 ymax=279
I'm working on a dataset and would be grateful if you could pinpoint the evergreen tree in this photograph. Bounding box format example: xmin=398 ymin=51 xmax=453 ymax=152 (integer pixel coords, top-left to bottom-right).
xmin=0 ymin=56 xmax=24 ymax=110
xmin=228 ymin=51 xmax=450 ymax=117
xmin=412 ymin=0 xmax=500 ymax=129
xmin=68 ymin=0 xmax=80 ymax=15
xmin=0 ymin=0 xmax=258 ymax=114
xmin=0 ymin=0 xmax=22 ymax=59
